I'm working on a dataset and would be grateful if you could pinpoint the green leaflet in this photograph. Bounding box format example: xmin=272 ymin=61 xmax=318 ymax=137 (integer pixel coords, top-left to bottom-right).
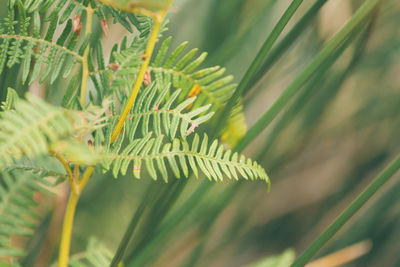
xmin=0 ymin=88 xmax=19 ymax=111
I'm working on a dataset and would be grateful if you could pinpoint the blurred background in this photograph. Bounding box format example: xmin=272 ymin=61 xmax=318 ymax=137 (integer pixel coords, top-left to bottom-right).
xmin=2 ymin=0 xmax=400 ymax=266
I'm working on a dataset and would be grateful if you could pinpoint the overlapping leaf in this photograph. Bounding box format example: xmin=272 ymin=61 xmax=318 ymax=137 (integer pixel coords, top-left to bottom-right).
xmin=0 ymin=92 xmax=107 ymax=169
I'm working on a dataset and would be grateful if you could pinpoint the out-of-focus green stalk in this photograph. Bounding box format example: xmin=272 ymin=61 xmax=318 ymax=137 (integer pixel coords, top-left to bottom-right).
xmin=247 ymin=0 xmax=329 ymax=94
xmin=234 ymin=0 xmax=380 ymax=153
xmin=213 ymin=0 xmax=305 ymax=137
xmin=109 ymin=183 xmax=160 ymax=267
xmin=291 ymin=152 xmax=400 ymax=267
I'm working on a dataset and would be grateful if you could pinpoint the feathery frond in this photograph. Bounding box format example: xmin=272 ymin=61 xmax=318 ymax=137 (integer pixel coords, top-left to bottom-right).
xmin=88 ymin=16 xmax=168 ymax=103
xmin=0 ymin=8 xmax=86 ymax=85
xmin=91 ymin=34 xmax=247 ymax=146
xmin=4 ymin=156 xmax=67 ymax=182
xmin=114 ymin=82 xmax=214 ymax=142
xmin=150 ymin=37 xmax=248 ymax=145
xmin=0 ymin=92 xmax=107 ymax=169
xmin=102 ymin=133 xmax=269 ymax=183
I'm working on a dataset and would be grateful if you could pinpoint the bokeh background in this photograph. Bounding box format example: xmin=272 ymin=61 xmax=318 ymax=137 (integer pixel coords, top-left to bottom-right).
xmin=2 ymin=0 xmax=400 ymax=266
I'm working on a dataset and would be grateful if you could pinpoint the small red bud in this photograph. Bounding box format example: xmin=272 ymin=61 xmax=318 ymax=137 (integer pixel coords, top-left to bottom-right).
xmin=143 ymin=71 xmax=151 ymax=86
xmin=100 ymin=19 xmax=109 ymax=39
xmin=73 ymin=15 xmax=82 ymax=36
xmin=109 ymin=63 xmax=119 ymax=72
xmin=33 ymin=192 xmax=42 ymax=203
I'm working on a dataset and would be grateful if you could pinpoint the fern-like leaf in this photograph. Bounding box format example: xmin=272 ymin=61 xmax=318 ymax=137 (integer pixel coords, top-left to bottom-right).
xmin=94 ymin=35 xmax=247 ymax=146
xmin=102 ymin=133 xmax=269 ymax=184
xmin=117 ymin=82 xmax=214 ymax=141
xmin=4 ymin=156 xmax=68 ymax=183
xmin=150 ymin=37 xmax=248 ymax=146
xmin=0 ymin=8 xmax=86 ymax=85
xmin=0 ymin=92 xmax=107 ymax=169
xmin=89 ymin=16 xmax=168 ymax=102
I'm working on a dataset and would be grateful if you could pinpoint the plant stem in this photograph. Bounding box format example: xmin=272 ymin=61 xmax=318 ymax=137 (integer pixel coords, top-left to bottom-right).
xmin=79 ymin=4 xmax=94 ymax=107
xmin=291 ymin=153 xmax=400 ymax=267
xmin=78 ymin=166 xmax=94 ymax=192
xmin=234 ymin=0 xmax=379 ymax=153
xmin=57 ymin=165 xmax=94 ymax=267
xmin=110 ymin=11 xmax=166 ymax=143
xmin=54 ymin=153 xmax=79 ymax=194
xmin=58 ymin=190 xmax=79 ymax=267
xmin=213 ymin=0 xmax=304 ymax=137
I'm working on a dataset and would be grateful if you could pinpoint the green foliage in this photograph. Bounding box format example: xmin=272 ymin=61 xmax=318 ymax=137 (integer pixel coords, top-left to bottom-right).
xmin=0 ymin=90 xmax=109 ymax=169
xmin=91 ymin=33 xmax=248 ymax=145
xmin=0 ymin=0 xmax=272 ymax=265
xmin=0 ymin=170 xmax=54 ymax=263
xmin=99 ymin=82 xmax=268 ymax=183
xmin=150 ymin=37 xmax=248 ymax=142
xmin=0 ymin=8 xmax=84 ymax=85
xmin=103 ymin=132 xmax=269 ymax=182
xmin=57 ymin=237 xmax=113 ymax=267
xmin=116 ymin=82 xmax=214 ymax=140
xmin=0 ymin=88 xmax=18 ymax=110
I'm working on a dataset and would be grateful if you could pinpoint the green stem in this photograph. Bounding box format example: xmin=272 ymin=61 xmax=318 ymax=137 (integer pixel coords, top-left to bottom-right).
xmin=234 ymin=0 xmax=379 ymax=153
xmin=213 ymin=0 xmax=305 ymax=137
xmin=291 ymin=153 xmax=400 ymax=267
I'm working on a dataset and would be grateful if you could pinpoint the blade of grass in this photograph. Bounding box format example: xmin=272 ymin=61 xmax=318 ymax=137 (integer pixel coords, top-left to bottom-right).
xmin=291 ymin=153 xmax=400 ymax=267
xmin=126 ymin=181 xmax=212 ymax=266
xmin=234 ymin=0 xmax=380 ymax=153
xmin=109 ymin=182 xmax=161 ymax=267
xmin=247 ymin=0 xmax=329 ymax=95
xmin=124 ymin=179 xmax=187 ymax=263
xmin=259 ymin=15 xmax=374 ymax=162
xmin=213 ymin=0 xmax=305 ymax=137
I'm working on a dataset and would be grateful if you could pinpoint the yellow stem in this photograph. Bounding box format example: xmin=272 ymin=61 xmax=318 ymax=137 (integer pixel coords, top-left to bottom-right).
xmin=57 ymin=166 xmax=94 ymax=267
xmin=74 ymin=164 xmax=80 ymax=180
xmin=110 ymin=8 xmax=170 ymax=143
xmin=54 ymin=153 xmax=79 ymax=195
xmin=79 ymin=5 xmax=94 ymax=107
xmin=58 ymin=190 xmax=79 ymax=267
xmin=78 ymin=166 xmax=94 ymax=192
